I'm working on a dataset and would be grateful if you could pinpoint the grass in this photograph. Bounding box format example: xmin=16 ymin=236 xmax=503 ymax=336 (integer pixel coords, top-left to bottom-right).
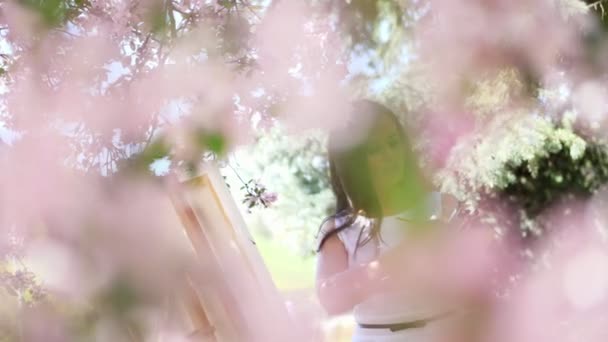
xmin=252 ymin=235 xmax=356 ymax=341
xmin=253 ymin=235 xmax=316 ymax=290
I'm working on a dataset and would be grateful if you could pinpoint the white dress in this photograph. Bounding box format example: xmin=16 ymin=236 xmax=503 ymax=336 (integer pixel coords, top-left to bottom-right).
xmin=336 ymin=192 xmax=449 ymax=342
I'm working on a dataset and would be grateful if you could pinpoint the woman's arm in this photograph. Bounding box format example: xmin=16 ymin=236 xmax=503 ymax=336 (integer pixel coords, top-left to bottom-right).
xmin=315 ymin=232 xmax=388 ymax=315
xmin=315 ymin=207 xmax=456 ymax=316
xmin=315 ymin=233 xmax=365 ymax=315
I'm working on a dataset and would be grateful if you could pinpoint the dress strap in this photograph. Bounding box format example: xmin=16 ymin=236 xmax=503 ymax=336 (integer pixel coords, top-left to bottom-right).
xmin=315 ymin=210 xmax=354 ymax=252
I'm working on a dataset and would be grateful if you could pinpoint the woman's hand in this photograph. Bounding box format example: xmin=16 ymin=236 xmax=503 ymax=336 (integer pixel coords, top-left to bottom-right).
xmin=316 ymin=233 xmax=400 ymax=315
xmin=373 ymin=231 xmax=442 ymax=295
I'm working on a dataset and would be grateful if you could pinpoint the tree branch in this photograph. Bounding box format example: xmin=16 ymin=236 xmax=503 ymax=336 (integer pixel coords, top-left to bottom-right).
xmin=167 ymin=0 xmax=177 ymax=39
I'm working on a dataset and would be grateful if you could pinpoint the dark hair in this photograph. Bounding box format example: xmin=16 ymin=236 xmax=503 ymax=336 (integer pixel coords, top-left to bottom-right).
xmin=315 ymin=100 xmax=425 ymax=252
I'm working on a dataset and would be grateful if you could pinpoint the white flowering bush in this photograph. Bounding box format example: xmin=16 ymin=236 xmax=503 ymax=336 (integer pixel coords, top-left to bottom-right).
xmin=425 ymin=64 xmax=608 ymax=241
xmin=224 ymin=126 xmax=334 ymax=256
xmin=438 ymin=114 xmax=586 ymax=204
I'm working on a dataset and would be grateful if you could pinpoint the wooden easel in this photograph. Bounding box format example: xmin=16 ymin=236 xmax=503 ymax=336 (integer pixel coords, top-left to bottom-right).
xmin=167 ymin=163 xmax=298 ymax=341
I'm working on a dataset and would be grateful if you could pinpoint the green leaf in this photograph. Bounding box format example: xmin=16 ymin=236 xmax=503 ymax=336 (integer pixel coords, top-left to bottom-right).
xmin=142 ymin=139 xmax=170 ymax=162
xmin=19 ymin=0 xmax=67 ymax=27
xmin=196 ymin=130 xmax=227 ymax=155
xmin=97 ymin=277 xmax=140 ymax=316
xmin=217 ymin=0 xmax=235 ymax=9
xmin=124 ymin=138 xmax=171 ymax=175
xmin=146 ymin=1 xmax=167 ymax=35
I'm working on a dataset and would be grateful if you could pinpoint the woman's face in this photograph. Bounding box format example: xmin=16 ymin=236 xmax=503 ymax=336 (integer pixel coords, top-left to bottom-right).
xmin=365 ymin=115 xmax=407 ymax=198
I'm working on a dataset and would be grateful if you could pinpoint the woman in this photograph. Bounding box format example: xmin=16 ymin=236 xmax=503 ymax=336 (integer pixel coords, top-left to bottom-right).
xmin=315 ymin=100 xmax=458 ymax=341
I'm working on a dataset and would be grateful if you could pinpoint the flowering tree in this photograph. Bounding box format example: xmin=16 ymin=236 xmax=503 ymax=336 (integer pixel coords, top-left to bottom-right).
xmin=2 ymin=0 xmax=608 ymax=341
xmin=0 ymin=0 xmax=349 ymax=340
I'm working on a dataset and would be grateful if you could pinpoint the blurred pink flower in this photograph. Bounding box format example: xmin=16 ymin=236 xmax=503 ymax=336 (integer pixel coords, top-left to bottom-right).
xmin=417 ymin=0 xmax=587 ymax=101
xmin=421 ymin=109 xmax=475 ymax=170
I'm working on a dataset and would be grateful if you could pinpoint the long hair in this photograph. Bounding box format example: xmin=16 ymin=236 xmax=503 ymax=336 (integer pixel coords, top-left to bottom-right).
xmin=316 ymin=100 xmax=425 ymax=252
